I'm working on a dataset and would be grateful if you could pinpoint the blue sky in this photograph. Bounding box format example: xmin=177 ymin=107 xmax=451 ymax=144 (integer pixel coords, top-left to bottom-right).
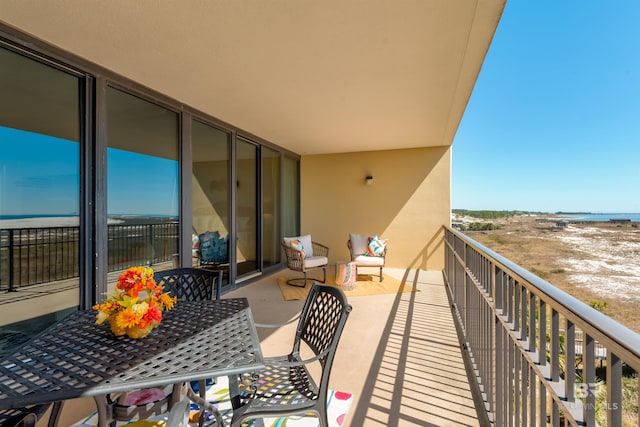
xmin=0 ymin=127 xmax=79 ymax=216
xmin=452 ymin=1 xmax=640 ymax=213
xmin=0 ymin=126 xmax=178 ymax=217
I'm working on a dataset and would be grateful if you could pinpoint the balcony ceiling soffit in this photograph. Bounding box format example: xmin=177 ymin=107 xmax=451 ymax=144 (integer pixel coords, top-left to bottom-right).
xmin=1 ymin=0 xmax=505 ymax=155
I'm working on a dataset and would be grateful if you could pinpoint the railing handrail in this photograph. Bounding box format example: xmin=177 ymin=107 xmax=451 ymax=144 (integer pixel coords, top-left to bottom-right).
xmin=1 ymin=221 xmax=178 ymax=290
xmin=445 ymin=225 xmax=640 ymax=370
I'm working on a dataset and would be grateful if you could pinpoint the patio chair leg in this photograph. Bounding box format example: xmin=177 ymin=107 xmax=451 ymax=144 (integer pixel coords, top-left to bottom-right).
xmin=379 ymin=267 xmax=384 ymax=282
xmin=48 ymin=401 xmax=64 ymax=427
xmin=322 ymin=267 xmax=326 ymax=283
xmin=287 ymin=272 xmax=309 ymax=287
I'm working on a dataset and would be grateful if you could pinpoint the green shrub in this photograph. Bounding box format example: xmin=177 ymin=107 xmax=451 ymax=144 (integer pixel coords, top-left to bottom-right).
xmin=467 ymin=222 xmax=500 ymax=231
xmin=590 ymin=300 xmax=608 ymax=311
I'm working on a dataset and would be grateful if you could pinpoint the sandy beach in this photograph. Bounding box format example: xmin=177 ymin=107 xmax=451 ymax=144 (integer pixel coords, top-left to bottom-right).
xmin=458 ymin=214 xmax=640 ymax=333
xmin=555 ymin=224 xmax=640 ymax=301
xmin=0 ymin=216 xmax=128 ymax=229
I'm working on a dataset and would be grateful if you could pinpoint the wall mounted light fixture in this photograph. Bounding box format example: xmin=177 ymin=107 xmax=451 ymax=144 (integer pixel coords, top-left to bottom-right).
xmin=365 ymin=175 xmax=373 ymax=185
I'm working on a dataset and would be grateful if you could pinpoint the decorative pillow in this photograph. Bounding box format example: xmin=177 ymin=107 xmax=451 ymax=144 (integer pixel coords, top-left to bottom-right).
xmin=290 ymin=239 xmax=306 ymax=258
xmin=122 ymin=387 xmax=166 ymax=406
xmin=284 ymin=234 xmax=313 ymax=258
xmin=297 ymin=234 xmax=313 ymax=257
xmin=366 ymin=236 xmax=387 ymax=257
xmin=349 ymin=233 xmax=370 ymax=256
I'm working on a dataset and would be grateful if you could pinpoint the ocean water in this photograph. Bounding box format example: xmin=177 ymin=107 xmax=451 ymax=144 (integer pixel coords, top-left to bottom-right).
xmin=559 ymin=213 xmax=640 ymax=222
xmin=0 ymin=214 xmax=77 ymax=220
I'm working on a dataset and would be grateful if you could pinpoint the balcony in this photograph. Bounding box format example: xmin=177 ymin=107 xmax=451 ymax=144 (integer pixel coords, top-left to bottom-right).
xmin=2 ymin=224 xmax=636 ymax=426
xmin=5 ymin=2 xmax=638 ymax=425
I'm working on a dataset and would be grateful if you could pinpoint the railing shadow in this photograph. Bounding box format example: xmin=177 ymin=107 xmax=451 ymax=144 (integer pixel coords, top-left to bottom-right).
xmin=350 ymin=234 xmax=482 ymax=426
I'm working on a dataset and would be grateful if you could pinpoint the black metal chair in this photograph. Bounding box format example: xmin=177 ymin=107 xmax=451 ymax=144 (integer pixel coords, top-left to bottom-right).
xmin=0 ymin=403 xmax=61 ymax=427
xmin=227 ymin=283 xmax=352 ymax=427
xmin=154 ymin=267 xmax=223 ymax=302
xmin=154 ymin=267 xmax=224 ymax=426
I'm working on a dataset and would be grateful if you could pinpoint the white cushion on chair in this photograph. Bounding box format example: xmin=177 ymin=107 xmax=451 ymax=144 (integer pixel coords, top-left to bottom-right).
xmin=303 ymin=256 xmax=328 ymax=268
xmin=349 ymin=233 xmax=370 ymax=256
xmin=353 ymin=254 xmax=384 ymax=266
xmin=283 ymin=234 xmax=314 ymax=257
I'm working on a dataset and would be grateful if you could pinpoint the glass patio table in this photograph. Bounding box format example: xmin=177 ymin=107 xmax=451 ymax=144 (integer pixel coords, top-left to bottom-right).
xmin=0 ymin=298 xmax=265 ymax=426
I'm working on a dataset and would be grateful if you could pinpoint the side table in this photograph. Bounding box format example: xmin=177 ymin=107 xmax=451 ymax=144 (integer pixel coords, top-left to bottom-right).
xmin=335 ymin=261 xmax=356 ymax=290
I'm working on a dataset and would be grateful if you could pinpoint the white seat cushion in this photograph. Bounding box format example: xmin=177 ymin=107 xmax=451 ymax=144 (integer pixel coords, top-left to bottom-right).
xmin=353 ymin=255 xmax=384 ymax=266
xmin=303 ymin=256 xmax=328 ymax=268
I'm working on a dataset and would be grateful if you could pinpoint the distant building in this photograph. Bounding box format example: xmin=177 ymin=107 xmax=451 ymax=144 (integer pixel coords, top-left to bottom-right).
xmin=609 ymin=218 xmax=631 ymax=224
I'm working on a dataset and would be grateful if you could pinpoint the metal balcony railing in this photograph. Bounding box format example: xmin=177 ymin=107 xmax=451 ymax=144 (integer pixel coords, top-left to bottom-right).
xmin=444 ymin=226 xmax=640 ymax=427
xmin=0 ymin=221 xmax=179 ymax=291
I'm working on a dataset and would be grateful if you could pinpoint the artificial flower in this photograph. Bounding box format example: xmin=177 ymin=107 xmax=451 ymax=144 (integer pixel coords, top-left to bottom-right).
xmin=93 ymin=266 xmax=177 ymax=336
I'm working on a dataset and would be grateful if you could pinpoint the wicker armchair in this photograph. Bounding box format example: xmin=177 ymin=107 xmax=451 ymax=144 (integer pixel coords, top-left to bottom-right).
xmin=282 ymin=235 xmax=329 ymax=287
xmin=347 ymin=233 xmax=387 ymax=282
xmin=227 ymin=283 xmax=352 ymax=427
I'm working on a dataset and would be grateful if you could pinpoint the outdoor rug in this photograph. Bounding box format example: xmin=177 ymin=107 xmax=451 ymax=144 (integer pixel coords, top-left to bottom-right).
xmin=277 ymin=273 xmax=417 ymax=301
xmin=73 ymin=376 xmax=353 ymax=427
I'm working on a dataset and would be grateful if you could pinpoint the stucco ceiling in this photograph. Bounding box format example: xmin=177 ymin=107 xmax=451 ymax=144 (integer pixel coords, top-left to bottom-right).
xmin=0 ymin=0 xmax=505 ymax=155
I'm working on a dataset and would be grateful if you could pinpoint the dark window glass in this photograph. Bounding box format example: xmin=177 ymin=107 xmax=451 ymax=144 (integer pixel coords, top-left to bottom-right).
xmin=262 ymin=147 xmax=281 ymax=267
xmin=192 ymin=121 xmax=230 ymax=284
xmin=0 ymin=46 xmax=80 ymax=356
xmin=282 ymin=156 xmax=299 ymax=237
xmin=236 ymin=140 xmax=258 ymax=277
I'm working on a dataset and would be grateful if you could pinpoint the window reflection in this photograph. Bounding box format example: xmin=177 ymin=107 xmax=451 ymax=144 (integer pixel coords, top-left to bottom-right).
xmin=106 ymin=88 xmax=179 ymax=279
xmin=0 ymin=46 xmax=80 ymax=355
xmin=192 ymin=121 xmax=230 ymax=285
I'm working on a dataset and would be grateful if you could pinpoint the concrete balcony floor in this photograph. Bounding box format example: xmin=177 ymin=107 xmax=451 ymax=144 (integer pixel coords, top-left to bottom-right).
xmin=226 ymin=268 xmax=481 ymax=427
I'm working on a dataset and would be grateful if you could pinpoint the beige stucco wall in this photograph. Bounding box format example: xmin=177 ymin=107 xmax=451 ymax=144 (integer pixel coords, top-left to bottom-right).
xmin=300 ymin=146 xmax=450 ymax=271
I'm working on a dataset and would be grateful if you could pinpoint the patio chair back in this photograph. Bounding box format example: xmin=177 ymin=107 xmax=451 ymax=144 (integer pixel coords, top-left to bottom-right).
xmin=153 ymin=267 xmax=222 ymax=301
xmin=228 ymin=283 xmax=352 ymax=427
xmin=295 ymin=283 xmax=351 ymax=371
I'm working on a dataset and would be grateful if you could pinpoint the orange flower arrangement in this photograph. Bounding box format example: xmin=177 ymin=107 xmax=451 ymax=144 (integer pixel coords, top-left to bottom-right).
xmin=93 ymin=266 xmax=177 ymax=338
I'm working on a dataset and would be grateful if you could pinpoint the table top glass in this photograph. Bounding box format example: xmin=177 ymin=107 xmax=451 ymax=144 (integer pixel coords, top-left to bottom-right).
xmin=0 ymin=298 xmax=264 ymax=409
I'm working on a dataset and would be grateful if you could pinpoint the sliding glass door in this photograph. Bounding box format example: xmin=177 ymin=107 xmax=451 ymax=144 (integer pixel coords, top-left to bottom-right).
xmin=192 ymin=121 xmax=230 ymax=283
xmin=0 ymin=45 xmax=81 ymax=355
xmin=106 ymin=87 xmax=179 ymax=283
xmin=236 ymin=139 xmax=258 ymax=277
